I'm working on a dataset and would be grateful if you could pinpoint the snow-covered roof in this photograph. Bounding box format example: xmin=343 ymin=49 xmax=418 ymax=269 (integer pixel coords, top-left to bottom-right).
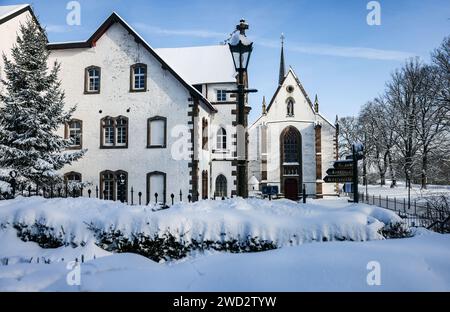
xmin=155 ymin=45 xmax=237 ymax=85
xmin=0 ymin=4 xmax=29 ymax=22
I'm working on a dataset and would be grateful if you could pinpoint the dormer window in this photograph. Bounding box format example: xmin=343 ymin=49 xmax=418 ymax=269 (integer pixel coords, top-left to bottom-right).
xmin=130 ymin=63 xmax=147 ymax=92
xmin=85 ymin=66 xmax=101 ymax=94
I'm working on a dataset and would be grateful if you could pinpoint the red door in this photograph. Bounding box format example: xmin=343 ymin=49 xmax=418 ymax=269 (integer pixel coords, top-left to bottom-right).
xmin=284 ymin=179 xmax=298 ymax=200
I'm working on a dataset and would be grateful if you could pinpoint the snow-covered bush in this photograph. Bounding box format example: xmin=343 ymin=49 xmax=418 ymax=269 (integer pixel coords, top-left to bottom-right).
xmin=0 ymin=197 xmax=408 ymax=261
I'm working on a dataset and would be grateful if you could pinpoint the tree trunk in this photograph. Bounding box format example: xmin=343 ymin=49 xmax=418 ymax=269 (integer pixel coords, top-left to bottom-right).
xmin=421 ymin=153 xmax=428 ymax=189
xmin=388 ymin=152 xmax=397 ymax=187
xmin=380 ymin=172 xmax=386 ymax=186
xmin=363 ymin=158 xmax=367 ymax=186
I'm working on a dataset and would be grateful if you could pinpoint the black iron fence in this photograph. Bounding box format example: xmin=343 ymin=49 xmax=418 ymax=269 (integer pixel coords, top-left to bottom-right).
xmin=0 ymin=182 xmax=224 ymax=208
xmin=359 ymin=192 xmax=449 ymax=231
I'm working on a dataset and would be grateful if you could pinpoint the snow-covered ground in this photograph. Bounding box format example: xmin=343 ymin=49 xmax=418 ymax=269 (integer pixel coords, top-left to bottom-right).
xmin=0 ymin=228 xmax=449 ymax=291
xmin=0 ymin=196 xmax=449 ymax=291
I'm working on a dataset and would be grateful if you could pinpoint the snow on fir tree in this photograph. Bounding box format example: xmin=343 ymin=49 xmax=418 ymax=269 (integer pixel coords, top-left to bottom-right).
xmin=0 ymin=19 xmax=85 ymax=186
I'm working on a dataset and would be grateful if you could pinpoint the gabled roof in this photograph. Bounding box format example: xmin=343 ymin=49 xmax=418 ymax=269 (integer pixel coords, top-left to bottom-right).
xmin=47 ymin=12 xmax=217 ymax=112
xmin=155 ymin=45 xmax=236 ymax=85
xmin=266 ymin=67 xmax=313 ymax=113
xmin=0 ymin=4 xmax=37 ymax=25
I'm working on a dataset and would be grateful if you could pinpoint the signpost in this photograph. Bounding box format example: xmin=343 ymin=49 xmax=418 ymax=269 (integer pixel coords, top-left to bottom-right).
xmin=324 ymin=143 xmax=364 ymax=203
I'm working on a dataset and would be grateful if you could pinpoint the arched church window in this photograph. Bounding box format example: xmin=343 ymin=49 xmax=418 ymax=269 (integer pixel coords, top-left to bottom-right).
xmin=283 ymin=127 xmax=299 ymax=163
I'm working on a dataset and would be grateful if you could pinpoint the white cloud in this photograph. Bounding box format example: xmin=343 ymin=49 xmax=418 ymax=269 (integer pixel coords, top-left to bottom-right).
xmin=133 ymin=23 xmax=229 ymax=40
xmin=257 ymin=38 xmax=417 ymax=61
xmin=132 ymin=24 xmax=417 ymax=61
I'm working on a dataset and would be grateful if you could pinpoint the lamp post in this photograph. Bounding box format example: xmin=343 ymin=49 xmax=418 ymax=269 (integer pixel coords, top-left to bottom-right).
xmin=9 ymin=170 xmax=17 ymax=198
xmin=118 ymin=173 xmax=126 ymax=203
xmin=228 ymin=19 xmax=257 ymax=198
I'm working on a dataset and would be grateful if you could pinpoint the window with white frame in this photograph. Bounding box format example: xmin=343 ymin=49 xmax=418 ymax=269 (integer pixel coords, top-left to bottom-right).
xmin=66 ymin=119 xmax=82 ymax=148
xmin=101 ymin=116 xmax=128 ymax=148
xmin=216 ymin=90 xmax=227 ymax=102
xmin=85 ymin=66 xmax=100 ymax=93
xmin=131 ymin=64 xmax=147 ymax=91
xmin=216 ymin=127 xmax=227 ymax=150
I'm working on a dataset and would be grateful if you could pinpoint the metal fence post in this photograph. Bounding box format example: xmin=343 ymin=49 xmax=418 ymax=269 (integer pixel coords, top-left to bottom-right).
xmin=403 ymin=198 xmax=406 ymax=213
xmin=138 ymin=192 xmax=142 ymax=205
xmin=130 ymin=187 xmax=134 ymax=205
xmin=171 ymin=193 xmax=174 ymax=205
xmin=95 ymin=185 xmax=99 ymax=198
xmin=179 ymin=190 xmax=182 ymax=202
xmin=88 ymin=189 xmax=92 ymax=198
xmin=154 ymin=192 xmax=158 ymax=204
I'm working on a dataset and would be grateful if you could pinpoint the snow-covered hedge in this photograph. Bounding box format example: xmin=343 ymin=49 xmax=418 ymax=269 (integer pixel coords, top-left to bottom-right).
xmin=0 ymin=197 xmax=408 ymax=261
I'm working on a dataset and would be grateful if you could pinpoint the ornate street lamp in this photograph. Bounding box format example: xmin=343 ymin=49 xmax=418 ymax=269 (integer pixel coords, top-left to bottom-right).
xmin=228 ymin=19 xmax=257 ymax=198
xmin=118 ymin=173 xmax=126 ymax=203
xmin=229 ymin=20 xmax=253 ymax=72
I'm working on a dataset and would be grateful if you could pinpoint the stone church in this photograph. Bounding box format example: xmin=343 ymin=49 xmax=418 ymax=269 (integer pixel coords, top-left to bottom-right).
xmin=248 ymin=37 xmax=338 ymax=199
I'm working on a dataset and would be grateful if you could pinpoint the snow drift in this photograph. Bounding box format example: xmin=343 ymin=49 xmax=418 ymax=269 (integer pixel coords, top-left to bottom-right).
xmin=0 ymin=196 xmax=404 ymax=252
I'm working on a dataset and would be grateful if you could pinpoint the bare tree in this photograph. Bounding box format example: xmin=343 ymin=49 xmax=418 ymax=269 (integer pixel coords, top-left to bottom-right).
xmin=385 ymin=59 xmax=424 ymax=189
xmin=415 ymin=65 xmax=448 ymax=188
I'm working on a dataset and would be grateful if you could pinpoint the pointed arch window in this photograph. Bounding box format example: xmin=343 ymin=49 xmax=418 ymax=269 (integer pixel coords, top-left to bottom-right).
xmin=202 ymin=118 xmax=208 ymax=150
xmin=215 ymin=174 xmax=227 ymax=198
xmin=216 ymin=127 xmax=227 ymax=151
xmin=130 ymin=63 xmax=147 ymax=92
xmin=85 ymin=66 xmax=101 ymax=94
xmin=202 ymin=170 xmax=208 ymax=199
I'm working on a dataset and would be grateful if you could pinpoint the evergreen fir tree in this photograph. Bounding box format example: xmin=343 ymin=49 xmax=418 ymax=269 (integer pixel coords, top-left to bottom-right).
xmin=0 ymin=19 xmax=85 ymax=186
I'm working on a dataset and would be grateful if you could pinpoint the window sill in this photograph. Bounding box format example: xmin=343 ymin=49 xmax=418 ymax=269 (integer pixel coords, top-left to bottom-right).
xmin=147 ymin=145 xmax=167 ymax=149
xmin=130 ymin=89 xmax=147 ymax=93
xmin=84 ymin=91 xmax=100 ymax=95
xmin=100 ymin=146 xmax=128 ymax=149
xmin=213 ymin=149 xmax=230 ymax=154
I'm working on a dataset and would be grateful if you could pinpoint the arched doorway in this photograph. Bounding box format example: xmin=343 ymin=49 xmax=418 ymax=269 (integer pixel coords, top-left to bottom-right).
xmin=280 ymin=126 xmax=302 ymax=200
xmin=215 ymin=174 xmax=227 ymax=198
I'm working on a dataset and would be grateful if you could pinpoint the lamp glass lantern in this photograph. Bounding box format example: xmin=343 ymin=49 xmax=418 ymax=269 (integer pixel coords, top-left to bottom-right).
xmin=228 ymin=37 xmax=253 ymax=71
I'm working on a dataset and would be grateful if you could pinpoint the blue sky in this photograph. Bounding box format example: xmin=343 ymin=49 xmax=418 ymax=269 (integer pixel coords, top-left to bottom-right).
xmin=2 ymin=0 xmax=449 ymax=123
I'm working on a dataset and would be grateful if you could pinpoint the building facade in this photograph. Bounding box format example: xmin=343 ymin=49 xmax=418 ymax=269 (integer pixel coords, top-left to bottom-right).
xmin=248 ymin=40 xmax=338 ymax=199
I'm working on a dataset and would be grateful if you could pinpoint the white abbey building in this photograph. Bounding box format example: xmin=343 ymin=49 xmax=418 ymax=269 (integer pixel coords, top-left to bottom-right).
xmin=248 ymin=38 xmax=338 ymax=199
xmin=0 ymin=5 xmax=246 ymax=203
xmin=1 ymin=4 xmax=338 ymax=202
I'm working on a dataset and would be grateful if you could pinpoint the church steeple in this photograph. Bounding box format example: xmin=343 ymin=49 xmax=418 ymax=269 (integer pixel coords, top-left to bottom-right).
xmin=278 ymin=33 xmax=285 ymax=86
xmin=314 ymin=94 xmax=319 ymax=113
xmin=262 ymin=96 xmax=267 ymax=115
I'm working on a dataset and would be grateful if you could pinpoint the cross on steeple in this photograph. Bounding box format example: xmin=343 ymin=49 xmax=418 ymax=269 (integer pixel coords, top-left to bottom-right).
xmin=278 ymin=33 xmax=286 ymax=86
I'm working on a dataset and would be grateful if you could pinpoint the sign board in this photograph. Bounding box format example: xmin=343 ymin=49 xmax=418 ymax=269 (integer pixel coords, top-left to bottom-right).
xmin=333 ymin=160 xmax=353 ymax=169
xmin=326 ymin=168 xmax=353 ymax=177
xmin=262 ymin=185 xmax=278 ymax=196
xmin=324 ymin=176 xmax=353 ymax=183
